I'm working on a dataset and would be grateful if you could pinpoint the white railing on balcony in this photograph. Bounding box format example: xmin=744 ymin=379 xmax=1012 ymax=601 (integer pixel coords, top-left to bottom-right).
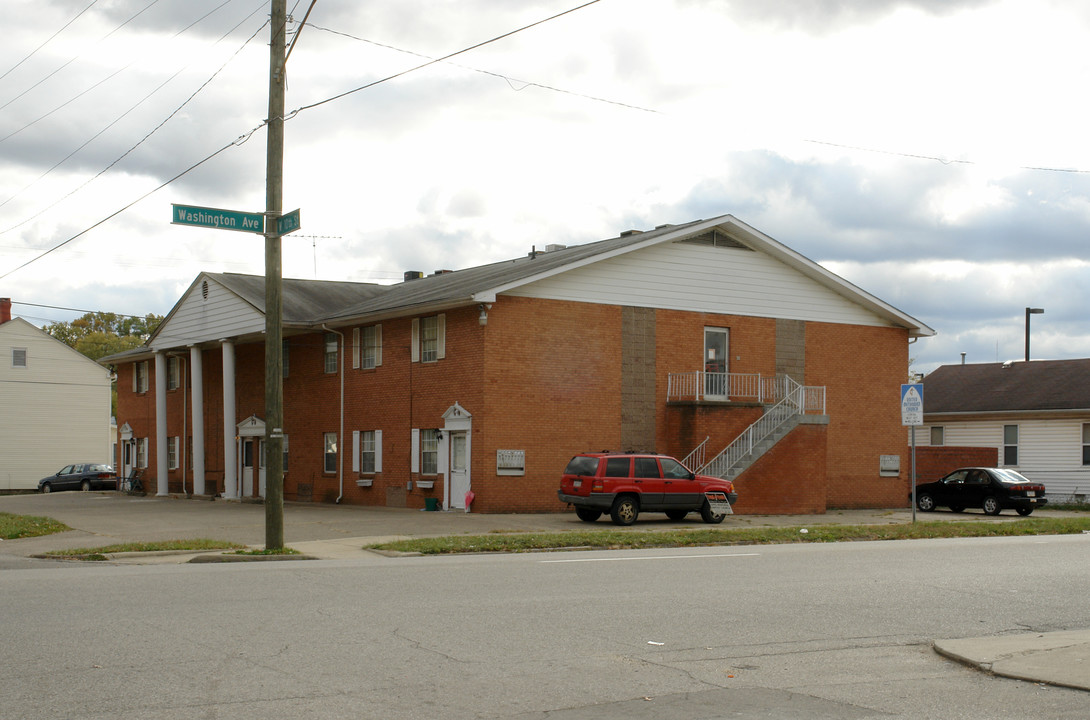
xmin=699 ymin=377 xmax=811 ymax=479
xmin=667 ymin=371 xmax=825 ymax=413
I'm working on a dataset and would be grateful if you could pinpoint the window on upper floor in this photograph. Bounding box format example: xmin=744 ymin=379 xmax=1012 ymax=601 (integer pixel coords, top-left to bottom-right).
xmin=411 ymin=314 xmax=445 ymax=363
xmin=134 ymin=361 xmax=149 ymax=393
xmin=167 ymin=356 xmax=180 ymax=390
xmin=324 ymin=333 xmax=339 ymax=374
xmin=12 ymin=347 xmax=27 ymax=368
xmin=356 ymin=325 xmax=382 ymax=370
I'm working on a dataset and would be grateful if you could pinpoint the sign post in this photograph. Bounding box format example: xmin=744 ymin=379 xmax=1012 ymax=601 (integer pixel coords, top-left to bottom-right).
xmin=901 ymin=383 xmax=924 ymax=522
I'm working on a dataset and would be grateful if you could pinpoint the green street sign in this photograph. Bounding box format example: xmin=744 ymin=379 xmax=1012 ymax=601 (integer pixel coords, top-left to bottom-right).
xmin=277 ymin=208 xmax=301 ymax=235
xmin=172 ymin=204 xmax=265 ymax=234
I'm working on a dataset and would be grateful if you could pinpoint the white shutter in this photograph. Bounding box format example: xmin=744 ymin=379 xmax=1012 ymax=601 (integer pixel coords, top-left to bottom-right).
xmin=374 ymin=429 xmax=383 ymax=472
xmin=437 ymin=313 xmax=446 ymax=359
xmin=411 ymin=319 xmax=420 ymax=362
xmin=375 ymin=324 xmax=382 ymax=367
xmin=352 ymin=430 xmax=360 ymax=472
xmin=352 ymin=328 xmax=360 ymax=369
xmin=411 ymin=428 xmax=420 ymax=472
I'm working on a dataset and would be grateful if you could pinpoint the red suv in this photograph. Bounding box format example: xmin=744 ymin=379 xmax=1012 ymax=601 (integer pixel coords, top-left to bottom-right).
xmin=558 ymin=452 xmax=738 ymax=526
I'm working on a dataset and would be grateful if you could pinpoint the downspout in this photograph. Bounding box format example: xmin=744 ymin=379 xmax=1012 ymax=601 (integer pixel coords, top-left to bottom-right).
xmin=322 ymin=325 xmax=345 ymax=503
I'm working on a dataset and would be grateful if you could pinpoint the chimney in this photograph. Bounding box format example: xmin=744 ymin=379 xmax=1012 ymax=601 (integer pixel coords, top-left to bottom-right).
xmin=404 ymin=271 xmax=424 ymax=282
xmin=0 ymin=298 xmax=11 ymax=324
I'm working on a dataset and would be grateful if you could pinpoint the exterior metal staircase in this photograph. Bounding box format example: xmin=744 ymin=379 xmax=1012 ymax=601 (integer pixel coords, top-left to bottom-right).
xmin=696 ymin=376 xmax=824 ymax=482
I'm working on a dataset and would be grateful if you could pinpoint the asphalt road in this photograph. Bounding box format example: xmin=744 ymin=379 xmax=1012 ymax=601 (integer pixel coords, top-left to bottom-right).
xmin=3 ymin=512 xmax=1089 ymax=719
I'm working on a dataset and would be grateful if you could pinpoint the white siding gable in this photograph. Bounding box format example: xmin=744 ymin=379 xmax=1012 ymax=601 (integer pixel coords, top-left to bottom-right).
xmin=151 ymin=277 xmax=265 ymax=349
xmin=504 ymin=241 xmax=895 ymax=327
xmin=0 ymin=319 xmax=112 ymax=490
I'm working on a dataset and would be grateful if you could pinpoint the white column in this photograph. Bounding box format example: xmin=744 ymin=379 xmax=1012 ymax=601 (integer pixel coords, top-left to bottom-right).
xmin=189 ymin=346 xmax=206 ymax=495
xmin=221 ymin=340 xmax=237 ymax=499
xmin=154 ymin=352 xmax=168 ymax=496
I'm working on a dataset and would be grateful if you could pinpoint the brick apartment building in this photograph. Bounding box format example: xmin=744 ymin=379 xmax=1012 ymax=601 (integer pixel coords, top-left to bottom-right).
xmin=102 ymin=215 xmax=934 ymax=514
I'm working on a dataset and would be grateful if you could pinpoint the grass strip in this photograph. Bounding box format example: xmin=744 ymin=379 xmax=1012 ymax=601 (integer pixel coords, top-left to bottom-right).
xmin=1 ymin=512 xmax=70 ymax=539
xmin=44 ymin=538 xmax=246 ymax=560
xmin=368 ymin=516 xmax=1090 ymax=555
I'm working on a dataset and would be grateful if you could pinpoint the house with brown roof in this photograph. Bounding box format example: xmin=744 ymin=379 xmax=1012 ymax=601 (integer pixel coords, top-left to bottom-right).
xmin=919 ymin=359 xmax=1090 ymax=502
xmin=101 ymin=214 xmax=935 ymax=514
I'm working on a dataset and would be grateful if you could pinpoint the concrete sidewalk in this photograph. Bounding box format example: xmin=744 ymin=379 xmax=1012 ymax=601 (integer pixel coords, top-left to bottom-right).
xmin=935 ymin=630 xmax=1090 ymax=692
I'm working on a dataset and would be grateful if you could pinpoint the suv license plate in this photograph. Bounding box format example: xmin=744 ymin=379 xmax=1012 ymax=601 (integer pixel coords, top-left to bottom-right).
xmin=573 ymin=480 xmax=582 ymax=489
xmin=704 ymin=492 xmax=733 ymax=515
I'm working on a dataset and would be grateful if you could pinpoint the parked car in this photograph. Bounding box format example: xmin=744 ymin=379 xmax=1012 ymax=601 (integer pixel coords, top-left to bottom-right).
xmin=558 ymin=452 xmax=738 ymax=526
xmin=38 ymin=464 xmax=118 ymax=493
xmin=913 ymin=467 xmax=1046 ymax=516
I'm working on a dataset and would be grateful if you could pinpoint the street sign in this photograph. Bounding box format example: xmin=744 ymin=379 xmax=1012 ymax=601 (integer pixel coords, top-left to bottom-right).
xmin=172 ymin=204 xmax=265 ymax=234
xmin=276 ymin=208 xmax=301 ymax=235
xmin=901 ymin=383 xmax=924 ymax=426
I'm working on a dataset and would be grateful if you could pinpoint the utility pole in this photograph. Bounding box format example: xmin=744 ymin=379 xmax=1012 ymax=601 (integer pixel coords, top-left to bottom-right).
xmin=264 ymin=0 xmax=286 ymax=549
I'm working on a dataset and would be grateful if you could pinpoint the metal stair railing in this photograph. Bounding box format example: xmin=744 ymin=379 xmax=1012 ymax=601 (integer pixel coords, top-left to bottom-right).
xmin=680 ymin=436 xmax=710 ymax=472
xmin=699 ymin=378 xmax=806 ymax=479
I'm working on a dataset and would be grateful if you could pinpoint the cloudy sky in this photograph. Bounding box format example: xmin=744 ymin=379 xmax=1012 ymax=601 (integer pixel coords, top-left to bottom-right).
xmin=2 ymin=0 xmax=1088 ymax=374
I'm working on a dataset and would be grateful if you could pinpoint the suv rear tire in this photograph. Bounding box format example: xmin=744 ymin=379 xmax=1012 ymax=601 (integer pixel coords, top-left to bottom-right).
xmin=610 ymin=495 xmax=639 ymax=526
xmin=575 ymin=507 xmax=602 ymax=522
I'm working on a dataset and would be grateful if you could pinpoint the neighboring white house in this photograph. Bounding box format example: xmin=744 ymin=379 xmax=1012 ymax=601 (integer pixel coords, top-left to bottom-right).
xmin=0 ymin=299 xmax=115 ymax=491
xmin=919 ymin=359 xmax=1090 ymax=503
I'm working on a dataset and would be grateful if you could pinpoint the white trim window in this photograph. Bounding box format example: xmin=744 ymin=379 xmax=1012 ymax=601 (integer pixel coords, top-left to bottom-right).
xmin=1082 ymin=423 xmax=1090 ymax=467
xmin=323 ymin=432 xmax=338 ymax=473
xmin=1003 ymin=424 xmax=1018 ymax=466
xmin=411 ymin=314 xmax=445 ymax=363
xmin=324 ymin=333 xmax=339 ymax=374
xmin=168 ymin=437 xmax=179 ymax=470
xmin=12 ymin=347 xmax=27 ymax=368
xmin=133 ymin=361 xmax=149 ymax=393
xmin=137 ymin=438 xmax=148 ymax=468
xmin=930 ymin=426 xmax=944 ymax=447
xmin=352 ymin=430 xmax=382 ymax=474
xmin=420 ymin=429 xmax=439 ymax=475
xmin=360 ymin=325 xmax=382 ymax=369
xmin=167 ymin=356 xmax=180 ymax=390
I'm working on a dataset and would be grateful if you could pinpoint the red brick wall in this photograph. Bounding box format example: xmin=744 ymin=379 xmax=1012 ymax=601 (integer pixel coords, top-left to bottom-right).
xmin=478 ymin=296 xmax=621 ymax=512
xmin=915 ymin=446 xmax=998 ymax=485
xmin=803 ymin=322 xmax=912 ymax=508
xmin=731 ymin=423 xmax=828 ymax=514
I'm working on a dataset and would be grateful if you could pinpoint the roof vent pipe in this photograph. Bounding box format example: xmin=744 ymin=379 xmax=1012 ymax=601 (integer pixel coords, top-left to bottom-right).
xmin=960 ymin=352 xmax=966 ymax=365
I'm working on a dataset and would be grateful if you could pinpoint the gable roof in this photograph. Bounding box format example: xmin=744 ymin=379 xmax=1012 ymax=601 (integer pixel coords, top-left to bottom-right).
xmin=326 ymin=214 xmax=935 ymax=336
xmin=923 ymin=359 xmax=1090 ymax=414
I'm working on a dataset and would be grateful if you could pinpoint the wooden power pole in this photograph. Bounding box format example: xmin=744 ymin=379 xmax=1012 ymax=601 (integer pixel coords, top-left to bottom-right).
xmin=264 ymin=0 xmax=286 ymax=549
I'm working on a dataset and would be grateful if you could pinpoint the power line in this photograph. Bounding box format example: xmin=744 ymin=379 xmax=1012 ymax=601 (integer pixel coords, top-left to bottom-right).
xmin=307 ymin=19 xmax=658 ymax=115
xmin=805 ymin=138 xmax=1090 ymax=175
xmin=0 ymin=0 xmax=99 ymax=84
xmin=0 ymin=0 xmax=610 ymax=280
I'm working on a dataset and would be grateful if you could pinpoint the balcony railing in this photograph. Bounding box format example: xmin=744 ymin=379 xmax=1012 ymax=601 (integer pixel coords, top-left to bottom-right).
xmin=667 ymin=372 xmax=825 ymax=413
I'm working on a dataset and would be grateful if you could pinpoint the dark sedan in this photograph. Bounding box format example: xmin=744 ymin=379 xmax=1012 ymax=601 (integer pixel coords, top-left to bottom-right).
xmin=38 ymin=464 xmax=118 ymax=493
xmin=913 ymin=467 xmax=1046 ymax=516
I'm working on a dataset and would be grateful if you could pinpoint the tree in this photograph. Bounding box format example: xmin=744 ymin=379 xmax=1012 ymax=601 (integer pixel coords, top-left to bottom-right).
xmin=44 ymin=312 xmax=164 ymax=418
xmin=44 ymin=312 xmax=163 ymax=362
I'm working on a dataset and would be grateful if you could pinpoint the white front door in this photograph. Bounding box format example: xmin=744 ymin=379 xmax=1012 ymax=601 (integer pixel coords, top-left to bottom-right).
xmin=448 ymin=431 xmax=470 ymax=509
xmin=242 ymin=439 xmax=255 ymax=497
